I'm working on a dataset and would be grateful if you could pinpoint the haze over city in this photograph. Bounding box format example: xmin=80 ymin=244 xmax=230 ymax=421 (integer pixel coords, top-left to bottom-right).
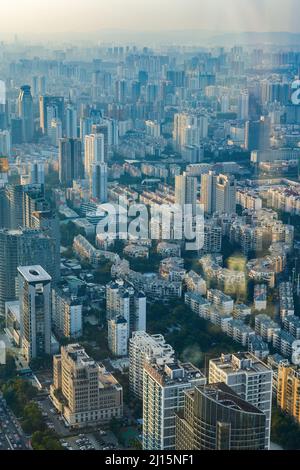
xmin=1 ymin=0 xmax=300 ymax=36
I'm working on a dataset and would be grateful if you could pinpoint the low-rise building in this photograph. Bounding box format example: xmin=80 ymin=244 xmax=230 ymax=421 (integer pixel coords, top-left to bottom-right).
xmin=157 ymin=242 xmax=181 ymax=258
xmin=279 ymin=282 xmax=295 ymax=321
xmin=207 ymin=289 xmax=234 ymax=314
xmin=284 ymin=316 xmax=300 ymax=340
xmin=123 ymin=244 xmax=149 ymax=259
xmin=273 ymin=330 xmax=296 ymax=358
xmin=255 ymin=314 xmax=281 ymax=343
xmin=225 ymin=319 xmax=255 ymax=346
xmin=248 ymin=335 xmax=269 ymax=360
xmin=184 ymin=292 xmax=211 ymax=319
xmin=184 ymin=270 xmax=207 ymax=296
xmin=254 ymin=284 xmax=267 ymax=311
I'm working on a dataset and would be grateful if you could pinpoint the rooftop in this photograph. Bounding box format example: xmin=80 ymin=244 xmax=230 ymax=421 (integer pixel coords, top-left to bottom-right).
xmin=210 ymin=352 xmax=271 ymax=375
xmin=17 ymin=265 xmax=52 ymax=283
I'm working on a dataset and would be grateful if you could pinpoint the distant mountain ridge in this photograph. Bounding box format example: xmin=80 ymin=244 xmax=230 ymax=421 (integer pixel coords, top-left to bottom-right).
xmin=2 ymin=30 xmax=300 ymax=46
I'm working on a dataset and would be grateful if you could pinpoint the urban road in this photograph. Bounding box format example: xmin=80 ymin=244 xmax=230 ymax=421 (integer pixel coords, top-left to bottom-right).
xmin=0 ymin=394 xmax=29 ymax=450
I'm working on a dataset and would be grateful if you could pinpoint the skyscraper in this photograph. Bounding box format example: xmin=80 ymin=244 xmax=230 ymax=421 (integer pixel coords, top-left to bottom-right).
xmin=31 ymin=209 xmax=61 ymax=281
xmin=0 ymin=228 xmax=58 ymax=315
xmin=245 ymin=116 xmax=271 ymax=151
xmin=175 ymin=383 xmax=266 ymax=450
xmin=39 ymin=96 xmax=64 ymax=135
xmin=5 ymin=184 xmax=24 ymax=229
xmin=238 ymin=90 xmax=249 ymax=120
xmin=65 ymin=104 xmax=78 ymax=139
xmin=91 ymin=162 xmax=108 ymax=203
xmin=0 ymin=130 xmax=11 ymax=157
xmin=18 ymin=85 xmax=34 ymax=143
xmin=201 ymin=171 xmax=217 ymax=215
xmin=115 ymin=79 xmax=127 ymax=104
xmin=58 ymin=138 xmax=83 ymax=187
xmin=30 ymin=162 xmax=45 ymax=186
xmin=18 ymin=265 xmax=52 ymax=362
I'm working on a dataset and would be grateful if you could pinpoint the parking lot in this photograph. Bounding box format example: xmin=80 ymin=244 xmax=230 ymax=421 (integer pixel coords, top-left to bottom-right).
xmin=35 ymin=397 xmax=122 ymax=450
xmin=60 ymin=430 xmax=119 ymax=451
xmin=0 ymin=395 xmax=29 ymax=450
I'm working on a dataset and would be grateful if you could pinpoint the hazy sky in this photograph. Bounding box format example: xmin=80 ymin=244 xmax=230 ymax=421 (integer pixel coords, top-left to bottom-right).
xmin=1 ymin=0 xmax=300 ymax=34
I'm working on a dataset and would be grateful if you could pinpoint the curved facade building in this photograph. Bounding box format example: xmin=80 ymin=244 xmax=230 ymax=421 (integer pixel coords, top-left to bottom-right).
xmin=175 ymin=383 xmax=266 ymax=450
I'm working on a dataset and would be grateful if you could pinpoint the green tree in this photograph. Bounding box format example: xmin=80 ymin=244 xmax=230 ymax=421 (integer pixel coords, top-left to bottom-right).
xmin=31 ymin=431 xmax=63 ymax=450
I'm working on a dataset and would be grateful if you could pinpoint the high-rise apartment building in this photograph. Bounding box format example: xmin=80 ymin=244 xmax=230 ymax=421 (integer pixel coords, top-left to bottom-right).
xmin=22 ymin=184 xmax=47 ymax=228
xmin=277 ymin=364 xmax=300 ymax=424
xmin=201 ymin=172 xmax=236 ymax=215
xmin=175 ymin=383 xmax=266 ymax=450
xmin=52 ymin=288 xmax=83 ymax=340
xmin=18 ymin=265 xmax=52 ymax=362
xmin=129 ymin=332 xmax=175 ymax=399
xmin=173 ymin=113 xmax=208 ymax=149
xmin=209 ymin=352 xmax=273 ymax=449
xmin=108 ymin=316 xmax=129 ymax=356
xmin=238 ymin=90 xmax=249 ymax=120
xmin=215 ymin=174 xmax=236 ymax=215
xmin=50 ymin=344 xmax=123 ymax=428
xmin=175 ymin=172 xmax=198 ymax=214
xmin=106 ymin=282 xmax=146 ymax=334
xmin=143 ymin=361 xmax=206 ymax=450
xmin=84 ymin=133 xmax=105 ymax=179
